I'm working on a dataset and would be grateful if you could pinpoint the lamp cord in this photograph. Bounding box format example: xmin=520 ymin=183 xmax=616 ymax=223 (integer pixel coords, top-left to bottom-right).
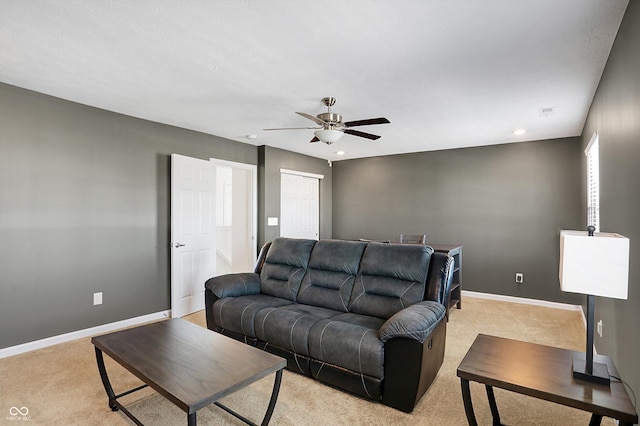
xmin=610 ymin=375 xmax=637 ymax=409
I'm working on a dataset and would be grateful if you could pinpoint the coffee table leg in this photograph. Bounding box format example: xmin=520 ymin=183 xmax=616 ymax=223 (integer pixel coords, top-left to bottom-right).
xmin=188 ymin=412 xmax=197 ymax=426
xmin=485 ymin=385 xmax=502 ymax=426
xmin=261 ymin=369 xmax=283 ymax=426
xmin=589 ymin=414 xmax=603 ymax=426
xmin=460 ymin=378 xmax=478 ymax=426
xmin=94 ymin=347 xmax=118 ymax=411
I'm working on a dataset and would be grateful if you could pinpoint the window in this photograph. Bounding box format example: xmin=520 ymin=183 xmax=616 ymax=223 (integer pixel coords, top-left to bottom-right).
xmin=585 ymin=132 xmax=600 ymax=232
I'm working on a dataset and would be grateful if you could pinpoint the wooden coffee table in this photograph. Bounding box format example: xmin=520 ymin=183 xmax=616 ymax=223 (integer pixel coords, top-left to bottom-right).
xmin=457 ymin=334 xmax=638 ymax=426
xmin=91 ymin=318 xmax=286 ymax=426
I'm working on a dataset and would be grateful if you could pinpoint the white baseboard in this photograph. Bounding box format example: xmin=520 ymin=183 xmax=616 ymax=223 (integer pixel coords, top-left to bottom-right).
xmin=0 ymin=310 xmax=171 ymax=359
xmin=462 ymin=290 xmax=584 ymax=312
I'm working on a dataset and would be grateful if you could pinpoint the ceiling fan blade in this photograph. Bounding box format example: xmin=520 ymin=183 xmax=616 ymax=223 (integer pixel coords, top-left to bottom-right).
xmin=343 ymin=117 xmax=390 ymax=127
xmin=263 ymin=126 xmax=322 ymax=131
xmin=344 ymin=129 xmax=381 ymax=140
xmin=309 ymin=136 xmax=320 ymax=143
xmin=296 ymin=112 xmax=328 ymax=126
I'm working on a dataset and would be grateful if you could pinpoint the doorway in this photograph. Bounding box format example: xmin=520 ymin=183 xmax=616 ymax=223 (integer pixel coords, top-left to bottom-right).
xmin=170 ymin=154 xmax=257 ymax=318
xmin=212 ymin=159 xmax=257 ymax=275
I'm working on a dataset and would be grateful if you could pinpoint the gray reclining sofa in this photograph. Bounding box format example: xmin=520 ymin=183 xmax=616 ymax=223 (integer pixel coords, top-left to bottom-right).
xmin=204 ymin=237 xmax=453 ymax=412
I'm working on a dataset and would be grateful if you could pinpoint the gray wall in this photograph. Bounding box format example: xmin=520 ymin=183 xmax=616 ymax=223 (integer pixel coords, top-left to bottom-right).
xmin=0 ymin=83 xmax=256 ymax=348
xmin=332 ymin=138 xmax=584 ymax=304
xmin=581 ymin=0 xmax=640 ymax=401
xmin=257 ymin=145 xmax=332 ymax=249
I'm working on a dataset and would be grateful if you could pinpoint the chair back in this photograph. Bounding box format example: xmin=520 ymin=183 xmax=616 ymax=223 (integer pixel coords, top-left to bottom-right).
xmin=400 ymin=234 xmax=426 ymax=244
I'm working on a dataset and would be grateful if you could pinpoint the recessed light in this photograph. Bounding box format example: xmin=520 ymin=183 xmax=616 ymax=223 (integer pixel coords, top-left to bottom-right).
xmin=246 ymin=134 xmax=258 ymax=140
xmin=513 ymin=129 xmax=526 ymax=136
xmin=336 ymin=151 xmax=345 ymax=156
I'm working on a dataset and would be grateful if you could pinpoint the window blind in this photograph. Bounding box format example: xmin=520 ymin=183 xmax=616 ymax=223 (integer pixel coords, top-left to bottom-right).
xmin=585 ymin=133 xmax=600 ymax=232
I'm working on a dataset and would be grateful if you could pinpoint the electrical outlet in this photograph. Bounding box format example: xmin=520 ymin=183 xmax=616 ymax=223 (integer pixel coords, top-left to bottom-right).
xmin=515 ymin=273 xmax=523 ymax=284
xmin=93 ymin=292 xmax=103 ymax=306
xmin=597 ymin=319 xmax=603 ymax=338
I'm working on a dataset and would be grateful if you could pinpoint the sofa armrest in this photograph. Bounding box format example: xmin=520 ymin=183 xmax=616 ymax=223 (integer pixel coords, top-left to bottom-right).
xmin=205 ymin=272 xmax=261 ymax=298
xmin=379 ymin=301 xmax=446 ymax=344
xmin=382 ymin=314 xmax=446 ymax=412
xmin=204 ymin=273 xmax=261 ymax=331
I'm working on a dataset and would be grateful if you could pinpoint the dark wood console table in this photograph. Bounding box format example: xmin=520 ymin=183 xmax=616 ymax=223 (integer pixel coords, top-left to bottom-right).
xmin=429 ymin=244 xmax=462 ymax=320
xmin=457 ymin=334 xmax=638 ymax=426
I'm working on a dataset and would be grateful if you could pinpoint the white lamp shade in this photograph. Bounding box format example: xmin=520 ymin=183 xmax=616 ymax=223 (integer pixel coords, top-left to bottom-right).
xmin=559 ymin=230 xmax=629 ymax=299
xmin=314 ymin=129 xmax=344 ymax=144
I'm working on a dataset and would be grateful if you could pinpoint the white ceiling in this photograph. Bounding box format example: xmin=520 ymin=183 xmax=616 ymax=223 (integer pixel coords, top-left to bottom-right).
xmin=0 ymin=1 xmax=628 ymax=161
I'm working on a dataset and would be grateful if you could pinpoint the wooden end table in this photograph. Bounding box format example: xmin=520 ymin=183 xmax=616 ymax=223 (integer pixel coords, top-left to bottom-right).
xmin=91 ymin=318 xmax=286 ymax=426
xmin=457 ymin=334 xmax=638 ymax=426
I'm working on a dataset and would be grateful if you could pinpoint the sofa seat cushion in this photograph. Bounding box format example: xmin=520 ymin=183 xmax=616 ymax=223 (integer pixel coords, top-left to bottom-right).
xmin=296 ymin=240 xmax=367 ymax=312
xmin=349 ymin=243 xmax=433 ymax=319
xmin=328 ymin=312 xmax=386 ymax=330
xmin=255 ymin=304 xmax=340 ymax=356
xmin=213 ymin=294 xmax=293 ymax=338
xmin=308 ymin=318 xmax=384 ymax=379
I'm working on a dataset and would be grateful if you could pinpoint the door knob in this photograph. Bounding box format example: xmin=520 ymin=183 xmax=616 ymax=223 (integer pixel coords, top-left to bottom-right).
xmin=172 ymin=243 xmax=186 ymax=248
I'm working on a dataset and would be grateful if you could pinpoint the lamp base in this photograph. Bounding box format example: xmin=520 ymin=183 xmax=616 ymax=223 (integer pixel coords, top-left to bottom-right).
xmin=572 ymin=357 xmax=611 ymax=386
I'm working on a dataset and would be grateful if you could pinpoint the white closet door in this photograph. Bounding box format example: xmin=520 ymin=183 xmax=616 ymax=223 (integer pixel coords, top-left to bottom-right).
xmin=280 ymin=171 xmax=320 ymax=240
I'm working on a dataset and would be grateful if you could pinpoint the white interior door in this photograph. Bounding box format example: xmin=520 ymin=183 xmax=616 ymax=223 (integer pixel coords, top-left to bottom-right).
xmin=280 ymin=170 xmax=321 ymax=239
xmin=171 ymin=154 xmax=216 ymax=318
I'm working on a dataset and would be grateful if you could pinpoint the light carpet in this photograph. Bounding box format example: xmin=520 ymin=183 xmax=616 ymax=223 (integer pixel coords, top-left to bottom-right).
xmin=0 ymin=296 xmax=615 ymax=425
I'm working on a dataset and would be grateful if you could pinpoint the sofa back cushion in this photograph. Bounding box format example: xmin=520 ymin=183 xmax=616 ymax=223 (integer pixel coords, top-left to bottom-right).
xmin=348 ymin=243 xmax=433 ymax=319
xmin=260 ymin=238 xmax=316 ymax=301
xmin=296 ymin=240 xmax=367 ymax=312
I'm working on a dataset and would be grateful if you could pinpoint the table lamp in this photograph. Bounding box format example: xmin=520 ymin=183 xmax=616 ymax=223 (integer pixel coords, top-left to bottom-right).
xmin=559 ymin=226 xmax=629 ymax=386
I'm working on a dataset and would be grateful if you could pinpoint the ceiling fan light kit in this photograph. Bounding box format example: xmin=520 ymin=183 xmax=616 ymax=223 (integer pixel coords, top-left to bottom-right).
xmin=264 ymin=97 xmax=390 ymax=145
xmin=314 ymin=129 xmax=344 ymax=144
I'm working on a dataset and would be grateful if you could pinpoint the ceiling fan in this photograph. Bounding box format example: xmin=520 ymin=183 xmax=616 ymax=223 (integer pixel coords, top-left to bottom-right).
xmin=264 ymin=97 xmax=390 ymax=144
